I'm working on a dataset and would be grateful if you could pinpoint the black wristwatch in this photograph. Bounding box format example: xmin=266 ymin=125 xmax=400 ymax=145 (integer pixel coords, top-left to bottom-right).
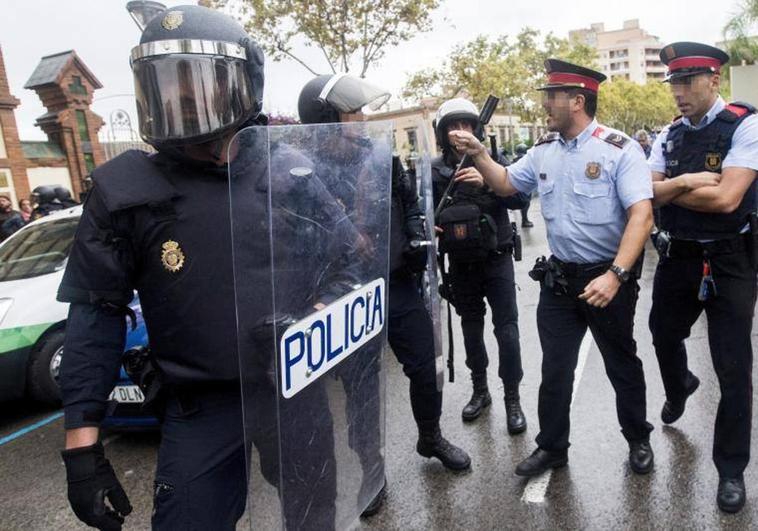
xmin=609 ymin=264 xmax=631 ymax=283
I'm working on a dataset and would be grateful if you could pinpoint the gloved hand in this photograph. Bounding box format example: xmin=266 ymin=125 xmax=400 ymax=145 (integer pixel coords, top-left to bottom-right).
xmin=403 ymin=215 xmax=430 ymax=273
xmin=61 ymin=442 xmax=132 ymax=531
xmin=249 ymin=313 xmax=299 ymax=387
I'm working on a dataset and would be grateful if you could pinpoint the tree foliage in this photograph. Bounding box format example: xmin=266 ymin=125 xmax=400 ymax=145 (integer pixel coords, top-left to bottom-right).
xmin=596 ymin=79 xmax=678 ymax=134
xmin=201 ymin=0 xmax=440 ymax=77
xmin=723 ymin=0 xmax=758 ymax=64
xmin=402 ymin=29 xmax=598 ymax=122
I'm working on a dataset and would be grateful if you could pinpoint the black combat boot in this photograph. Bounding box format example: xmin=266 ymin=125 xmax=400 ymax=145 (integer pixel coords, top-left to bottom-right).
xmin=416 ymin=421 xmax=471 ymax=471
xmin=504 ymin=386 xmax=527 ymax=434
xmin=462 ymin=373 xmax=491 ymax=422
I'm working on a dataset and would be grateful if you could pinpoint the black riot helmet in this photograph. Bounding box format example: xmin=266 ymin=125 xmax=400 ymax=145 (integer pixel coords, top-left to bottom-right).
xmin=31 ymin=185 xmax=57 ymax=205
xmin=433 ymin=98 xmax=480 ymax=152
xmin=515 ymin=144 xmax=528 ymax=156
xmin=130 ymin=5 xmax=265 ymax=149
xmin=298 ymin=74 xmax=390 ymax=125
xmin=54 ymin=186 xmax=73 ymax=203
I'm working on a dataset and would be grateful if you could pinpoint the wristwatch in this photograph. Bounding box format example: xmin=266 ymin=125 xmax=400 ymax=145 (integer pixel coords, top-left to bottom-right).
xmin=609 ymin=264 xmax=631 ymax=283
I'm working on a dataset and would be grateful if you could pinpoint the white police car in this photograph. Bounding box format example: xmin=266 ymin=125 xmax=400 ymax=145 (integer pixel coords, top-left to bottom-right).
xmin=0 ymin=207 xmax=154 ymax=428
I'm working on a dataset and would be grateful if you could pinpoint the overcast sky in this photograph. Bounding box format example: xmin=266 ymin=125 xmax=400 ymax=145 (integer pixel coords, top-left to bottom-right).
xmin=0 ymin=0 xmax=740 ymax=141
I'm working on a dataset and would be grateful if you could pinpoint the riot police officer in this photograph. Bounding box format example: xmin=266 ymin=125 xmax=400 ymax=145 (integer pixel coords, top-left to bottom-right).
xmin=57 ymin=6 xmax=351 ymax=530
xmin=54 ymin=185 xmax=79 ymax=208
xmin=298 ymin=74 xmax=471 ymax=517
xmin=648 ymin=42 xmax=758 ymax=513
xmin=431 ymin=97 xmax=528 ymax=434
xmin=513 ymin=144 xmax=534 ymax=227
xmin=30 ymin=185 xmax=64 ymax=220
xmin=450 ymin=59 xmax=655 ymax=478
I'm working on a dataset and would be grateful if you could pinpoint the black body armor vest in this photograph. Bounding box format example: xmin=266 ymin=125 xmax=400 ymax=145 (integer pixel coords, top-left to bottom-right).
xmin=660 ymin=102 xmax=756 ymax=240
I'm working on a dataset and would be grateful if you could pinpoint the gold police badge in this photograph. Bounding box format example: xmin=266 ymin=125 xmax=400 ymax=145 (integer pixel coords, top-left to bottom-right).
xmin=161 ymin=240 xmax=185 ymax=273
xmin=585 ymin=162 xmax=602 ymax=179
xmin=705 ymin=152 xmax=722 ymax=171
xmin=161 ymin=11 xmax=184 ymax=30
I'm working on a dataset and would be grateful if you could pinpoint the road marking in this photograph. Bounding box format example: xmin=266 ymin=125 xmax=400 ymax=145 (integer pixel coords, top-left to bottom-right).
xmin=521 ymin=332 xmax=594 ymax=504
xmin=0 ymin=411 xmax=63 ymax=447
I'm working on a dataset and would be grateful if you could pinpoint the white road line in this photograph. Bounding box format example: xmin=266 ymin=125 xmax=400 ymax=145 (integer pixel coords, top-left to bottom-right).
xmin=521 ymin=332 xmax=594 ymax=504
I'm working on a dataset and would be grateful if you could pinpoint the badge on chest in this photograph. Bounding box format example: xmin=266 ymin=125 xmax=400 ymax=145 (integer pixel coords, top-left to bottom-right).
xmin=704 ymin=152 xmax=722 ymax=171
xmin=161 ymin=240 xmax=186 ymax=273
xmin=585 ymin=162 xmax=602 ymax=179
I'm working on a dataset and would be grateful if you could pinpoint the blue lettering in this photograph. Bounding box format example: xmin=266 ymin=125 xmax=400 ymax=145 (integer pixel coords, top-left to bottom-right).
xmin=326 ymin=314 xmax=343 ymax=362
xmin=350 ymin=297 xmax=365 ymax=343
xmin=307 ymin=320 xmax=326 ymax=371
xmin=344 ymin=303 xmax=350 ymax=350
xmin=371 ymin=284 xmax=383 ymax=330
xmin=283 ymin=332 xmax=305 ymax=392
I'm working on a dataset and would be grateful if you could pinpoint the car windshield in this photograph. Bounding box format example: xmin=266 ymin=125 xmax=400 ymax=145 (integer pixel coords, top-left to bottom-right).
xmin=0 ymin=216 xmax=79 ymax=282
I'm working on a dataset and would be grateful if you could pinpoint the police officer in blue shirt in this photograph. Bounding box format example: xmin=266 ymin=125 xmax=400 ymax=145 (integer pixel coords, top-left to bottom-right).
xmin=450 ymin=59 xmax=655 ymax=478
xmin=648 ymin=42 xmax=758 ymax=513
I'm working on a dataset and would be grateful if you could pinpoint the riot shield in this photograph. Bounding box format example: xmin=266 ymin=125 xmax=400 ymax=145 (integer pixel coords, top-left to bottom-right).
xmin=229 ymin=121 xmax=392 ymax=530
xmin=412 ymin=123 xmax=446 ymax=391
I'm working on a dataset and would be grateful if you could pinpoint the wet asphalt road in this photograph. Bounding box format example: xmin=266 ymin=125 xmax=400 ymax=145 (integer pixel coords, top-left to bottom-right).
xmin=1 ymin=201 xmax=757 ymax=530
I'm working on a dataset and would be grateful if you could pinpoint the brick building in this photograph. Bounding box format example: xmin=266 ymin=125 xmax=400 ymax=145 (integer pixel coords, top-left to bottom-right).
xmin=0 ymin=45 xmax=29 ymax=207
xmin=0 ymin=45 xmax=106 ymax=206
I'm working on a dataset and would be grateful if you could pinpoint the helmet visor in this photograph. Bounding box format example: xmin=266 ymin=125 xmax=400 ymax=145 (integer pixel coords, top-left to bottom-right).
xmin=133 ymin=54 xmax=254 ymax=145
xmin=320 ymin=74 xmax=391 ymax=114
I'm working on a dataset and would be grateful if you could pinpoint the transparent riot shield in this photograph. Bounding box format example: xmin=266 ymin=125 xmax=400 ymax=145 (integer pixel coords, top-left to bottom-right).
xmin=229 ymin=121 xmax=392 ymax=530
xmin=412 ymin=122 xmax=447 ymax=391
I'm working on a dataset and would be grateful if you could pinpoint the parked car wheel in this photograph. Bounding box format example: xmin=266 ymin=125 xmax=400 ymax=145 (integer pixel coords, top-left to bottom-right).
xmin=26 ymin=328 xmax=64 ymax=405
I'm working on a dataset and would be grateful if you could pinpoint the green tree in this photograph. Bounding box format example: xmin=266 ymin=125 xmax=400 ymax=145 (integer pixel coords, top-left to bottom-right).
xmin=596 ymin=79 xmax=678 ymax=134
xmin=402 ymin=28 xmax=598 ymax=122
xmin=201 ymin=0 xmax=440 ymax=77
xmin=724 ymin=0 xmax=758 ymax=64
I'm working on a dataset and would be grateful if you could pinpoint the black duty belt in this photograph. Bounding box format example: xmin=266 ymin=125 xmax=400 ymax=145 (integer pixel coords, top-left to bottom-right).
xmin=551 ymin=257 xmax=612 ymax=278
xmin=667 ymin=234 xmax=748 ymax=259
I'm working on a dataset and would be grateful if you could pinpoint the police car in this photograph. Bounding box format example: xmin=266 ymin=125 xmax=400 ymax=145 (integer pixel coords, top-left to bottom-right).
xmin=0 ymin=206 xmax=156 ymax=427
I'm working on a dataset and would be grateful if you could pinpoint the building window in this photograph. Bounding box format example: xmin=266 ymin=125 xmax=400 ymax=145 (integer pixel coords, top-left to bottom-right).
xmin=405 ymin=128 xmax=418 ymax=153
xmin=69 ymin=76 xmax=87 ymax=96
xmin=76 ymin=110 xmax=90 ymax=142
xmin=83 ymin=153 xmax=96 ymax=174
xmin=0 ymin=122 xmax=6 ymax=159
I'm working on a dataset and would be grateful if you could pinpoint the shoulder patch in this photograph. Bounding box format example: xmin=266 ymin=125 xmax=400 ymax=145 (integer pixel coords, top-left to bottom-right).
xmin=601 ymin=132 xmax=629 ymax=149
xmin=727 ymin=101 xmax=756 ymax=116
xmin=535 ymin=132 xmax=560 ymax=146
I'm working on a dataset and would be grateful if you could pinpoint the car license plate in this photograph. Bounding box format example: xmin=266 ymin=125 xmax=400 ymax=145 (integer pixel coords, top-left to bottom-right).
xmin=108 ymin=385 xmax=145 ymax=403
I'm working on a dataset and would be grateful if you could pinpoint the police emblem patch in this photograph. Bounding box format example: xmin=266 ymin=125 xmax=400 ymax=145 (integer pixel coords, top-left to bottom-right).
xmin=161 ymin=11 xmax=184 ymax=30
xmin=161 ymin=240 xmax=185 ymax=272
xmin=705 ymin=152 xmax=722 ymax=171
xmin=585 ymin=162 xmax=601 ymax=179
xmin=453 ymin=224 xmax=468 ymax=240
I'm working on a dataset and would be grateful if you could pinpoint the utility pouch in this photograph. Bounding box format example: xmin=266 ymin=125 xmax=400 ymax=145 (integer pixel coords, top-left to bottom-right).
xmin=438 ymin=203 xmax=497 ymax=261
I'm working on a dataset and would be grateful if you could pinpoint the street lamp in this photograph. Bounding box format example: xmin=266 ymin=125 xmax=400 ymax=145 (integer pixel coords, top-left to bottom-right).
xmin=126 ymin=1 xmax=166 ymax=32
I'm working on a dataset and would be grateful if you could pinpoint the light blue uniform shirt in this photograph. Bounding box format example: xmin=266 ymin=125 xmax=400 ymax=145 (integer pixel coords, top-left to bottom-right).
xmin=649 ymin=97 xmax=758 ymax=173
xmin=508 ymin=119 xmax=653 ymax=263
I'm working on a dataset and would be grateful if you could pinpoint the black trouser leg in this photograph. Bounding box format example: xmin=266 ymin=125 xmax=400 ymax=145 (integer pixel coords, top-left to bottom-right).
xmin=704 ymin=252 xmax=756 ymax=478
xmin=248 ymin=382 xmax=337 ymax=530
xmin=152 ymin=388 xmax=247 ymax=531
xmin=585 ymin=280 xmax=653 ymax=442
xmin=649 ymin=257 xmax=704 ymax=403
xmin=450 ymin=262 xmax=490 ymax=377
xmin=485 ymin=254 xmax=523 ymax=387
xmin=534 ymin=284 xmax=586 ymax=451
xmin=388 ymin=276 xmax=442 ymax=425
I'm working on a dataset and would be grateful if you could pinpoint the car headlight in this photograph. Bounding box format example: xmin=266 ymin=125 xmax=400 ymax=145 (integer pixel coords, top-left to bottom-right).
xmin=0 ymin=298 xmax=13 ymax=326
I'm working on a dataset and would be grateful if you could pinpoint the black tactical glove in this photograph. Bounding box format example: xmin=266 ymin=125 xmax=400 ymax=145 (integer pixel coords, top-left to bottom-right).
xmin=403 ymin=215 xmax=430 ymax=273
xmin=250 ymin=313 xmax=299 ymax=387
xmin=61 ymin=442 xmax=132 ymax=531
